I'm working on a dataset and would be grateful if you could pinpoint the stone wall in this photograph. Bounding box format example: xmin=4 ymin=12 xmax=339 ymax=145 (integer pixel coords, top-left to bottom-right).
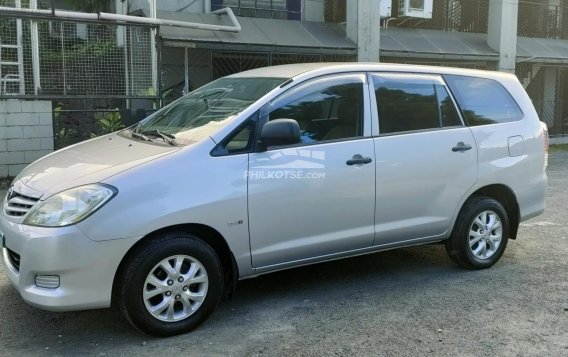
xmin=0 ymin=100 xmax=54 ymax=178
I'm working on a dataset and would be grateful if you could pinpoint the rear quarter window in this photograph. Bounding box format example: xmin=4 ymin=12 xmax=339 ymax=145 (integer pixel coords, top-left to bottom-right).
xmin=444 ymin=75 xmax=523 ymax=126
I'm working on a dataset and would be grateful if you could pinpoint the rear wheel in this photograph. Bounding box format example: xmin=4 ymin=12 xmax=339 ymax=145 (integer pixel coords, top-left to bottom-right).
xmin=117 ymin=232 xmax=223 ymax=336
xmin=446 ymin=196 xmax=509 ymax=270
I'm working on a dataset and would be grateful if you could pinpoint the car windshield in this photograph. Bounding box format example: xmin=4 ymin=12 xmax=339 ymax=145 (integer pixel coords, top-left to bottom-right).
xmin=123 ymin=77 xmax=287 ymax=146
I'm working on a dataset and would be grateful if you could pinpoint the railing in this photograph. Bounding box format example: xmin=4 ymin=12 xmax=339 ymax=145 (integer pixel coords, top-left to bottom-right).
xmin=517 ymin=1 xmax=568 ymax=39
xmin=388 ymin=0 xmax=489 ymax=34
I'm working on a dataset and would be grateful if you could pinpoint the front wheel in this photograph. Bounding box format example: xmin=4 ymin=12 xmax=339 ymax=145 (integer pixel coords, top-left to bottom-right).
xmin=445 ymin=196 xmax=509 ymax=270
xmin=116 ymin=232 xmax=224 ymax=336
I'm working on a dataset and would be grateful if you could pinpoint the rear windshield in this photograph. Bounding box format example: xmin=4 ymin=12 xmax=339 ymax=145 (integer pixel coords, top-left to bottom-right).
xmin=122 ymin=77 xmax=286 ymax=146
xmin=444 ymin=75 xmax=523 ymax=126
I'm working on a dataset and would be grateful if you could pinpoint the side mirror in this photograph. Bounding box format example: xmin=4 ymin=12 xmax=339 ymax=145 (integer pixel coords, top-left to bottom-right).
xmin=259 ymin=119 xmax=301 ymax=149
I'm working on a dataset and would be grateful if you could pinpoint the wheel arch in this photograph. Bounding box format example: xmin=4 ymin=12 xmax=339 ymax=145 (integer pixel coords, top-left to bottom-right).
xmin=466 ymin=184 xmax=520 ymax=239
xmin=112 ymin=223 xmax=239 ymax=305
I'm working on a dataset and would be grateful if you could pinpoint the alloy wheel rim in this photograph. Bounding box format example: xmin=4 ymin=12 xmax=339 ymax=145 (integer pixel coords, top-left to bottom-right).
xmin=468 ymin=210 xmax=503 ymax=260
xmin=143 ymin=255 xmax=208 ymax=322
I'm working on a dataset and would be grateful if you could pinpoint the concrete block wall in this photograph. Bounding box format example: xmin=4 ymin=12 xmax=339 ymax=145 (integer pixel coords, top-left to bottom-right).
xmin=0 ymin=100 xmax=54 ymax=178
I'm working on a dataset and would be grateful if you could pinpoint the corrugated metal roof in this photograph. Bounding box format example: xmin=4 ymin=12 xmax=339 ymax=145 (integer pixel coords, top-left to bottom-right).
xmin=147 ymin=10 xmax=568 ymax=63
xmin=382 ymin=28 xmax=568 ymax=64
xmin=380 ymin=28 xmax=498 ymax=60
xmin=517 ymin=36 xmax=568 ymax=63
xmin=149 ymin=10 xmax=356 ymax=52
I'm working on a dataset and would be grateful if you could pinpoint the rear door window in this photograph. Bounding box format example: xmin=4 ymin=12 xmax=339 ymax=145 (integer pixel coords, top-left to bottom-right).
xmin=444 ymin=74 xmax=523 ymax=126
xmin=371 ymin=73 xmax=463 ymax=135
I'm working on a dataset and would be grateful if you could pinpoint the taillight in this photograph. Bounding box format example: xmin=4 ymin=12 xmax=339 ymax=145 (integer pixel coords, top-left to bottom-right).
xmin=541 ymin=122 xmax=549 ymax=170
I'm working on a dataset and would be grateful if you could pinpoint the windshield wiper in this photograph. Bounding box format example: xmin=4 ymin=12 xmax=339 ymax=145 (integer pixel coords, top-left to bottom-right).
xmin=131 ymin=131 xmax=151 ymax=142
xmin=142 ymin=129 xmax=177 ymax=146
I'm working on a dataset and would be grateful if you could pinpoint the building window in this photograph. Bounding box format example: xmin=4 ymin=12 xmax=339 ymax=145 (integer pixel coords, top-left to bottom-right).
xmin=211 ymin=0 xmax=301 ymax=20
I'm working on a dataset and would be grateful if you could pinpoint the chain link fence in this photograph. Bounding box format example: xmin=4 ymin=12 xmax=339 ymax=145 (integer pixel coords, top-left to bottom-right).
xmin=0 ymin=9 xmax=156 ymax=98
xmin=0 ymin=1 xmax=159 ymax=149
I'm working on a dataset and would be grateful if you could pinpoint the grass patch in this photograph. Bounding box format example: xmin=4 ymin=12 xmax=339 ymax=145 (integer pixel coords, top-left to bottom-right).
xmin=549 ymin=144 xmax=568 ymax=152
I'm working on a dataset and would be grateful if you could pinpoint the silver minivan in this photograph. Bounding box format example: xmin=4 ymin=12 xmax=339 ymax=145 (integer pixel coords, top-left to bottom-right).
xmin=1 ymin=63 xmax=548 ymax=336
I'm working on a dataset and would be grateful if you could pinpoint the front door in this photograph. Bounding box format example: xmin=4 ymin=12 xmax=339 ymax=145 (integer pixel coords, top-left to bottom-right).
xmin=248 ymin=73 xmax=376 ymax=268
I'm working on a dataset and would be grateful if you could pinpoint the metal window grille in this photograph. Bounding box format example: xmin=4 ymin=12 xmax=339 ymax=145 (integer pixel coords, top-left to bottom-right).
xmin=556 ymin=68 xmax=568 ymax=135
xmin=212 ymin=51 xmax=270 ymax=79
xmin=517 ymin=0 xmax=567 ymax=39
xmin=181 ymin=49 xmax=355 ymax=90
xmin=209 ymin=50 xmax=356 ymax=80
xmin=517 ymin=63 xmax=568 ymax=136
xmin=324 ymin=0 xmax=346 ymax=23
xmin=380 ymin=56 xmax=494 ymax=70
xmin=388 ymin=0 xmax=489 ymax=34
xmin=213 ymin=0 xmax=301 ymax=20
xmin=271 ymin=53 xmax=321 ymax=65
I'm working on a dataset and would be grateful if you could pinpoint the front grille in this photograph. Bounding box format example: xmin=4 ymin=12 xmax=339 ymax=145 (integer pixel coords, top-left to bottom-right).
xmin=3 ymin=189 xmax=40 ymax=217
xmin=6 ymin=248 xmax=20 ymax=272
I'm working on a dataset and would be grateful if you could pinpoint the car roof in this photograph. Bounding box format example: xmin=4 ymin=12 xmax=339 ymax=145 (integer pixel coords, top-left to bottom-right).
xmin=226 ymin=62 xmax=517 ymax=82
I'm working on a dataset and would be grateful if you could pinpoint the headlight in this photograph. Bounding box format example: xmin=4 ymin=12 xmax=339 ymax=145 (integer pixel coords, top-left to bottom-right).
xmin=24 ymin=184 xmax=117 ymax=227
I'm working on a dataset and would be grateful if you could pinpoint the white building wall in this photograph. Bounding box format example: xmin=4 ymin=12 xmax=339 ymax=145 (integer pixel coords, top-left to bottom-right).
xmin=0 ymin=100 xmax=53 ymax=178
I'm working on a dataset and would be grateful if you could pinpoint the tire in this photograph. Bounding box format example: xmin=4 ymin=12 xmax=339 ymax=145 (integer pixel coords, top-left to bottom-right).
xmin=445 ymin=196 xmax=509 ymax=270
xmin=116 ymin=231 xmax=224 ymax=336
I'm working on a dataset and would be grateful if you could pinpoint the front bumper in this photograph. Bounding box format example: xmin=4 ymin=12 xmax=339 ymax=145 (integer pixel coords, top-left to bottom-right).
xmin=0 ymin=214 xmax=140 ymax=312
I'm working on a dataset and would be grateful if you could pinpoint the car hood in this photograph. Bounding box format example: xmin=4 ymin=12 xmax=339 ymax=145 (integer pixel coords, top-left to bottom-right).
xmin=15 ymin=133 xmax=180 ymax=198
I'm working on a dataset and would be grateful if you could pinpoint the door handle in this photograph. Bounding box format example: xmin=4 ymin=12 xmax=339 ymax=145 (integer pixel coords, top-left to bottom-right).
xmin=452 ymin=142 xmax=473 ymax=152
xmin=346 ymin=154 xmax=373 ymax=166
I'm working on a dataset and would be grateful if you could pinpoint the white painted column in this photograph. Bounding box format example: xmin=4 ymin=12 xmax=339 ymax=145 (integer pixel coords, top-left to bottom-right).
xmin=150 ymin=0 xmax=158 ymax=101
xmin=347 ymin=0 xmax=380 ymax=62
xmin=15 ymin=0 xmax=25 ymax=95
xmin=30 ymin=0 xmax=41 ymax=95
xmin=487 ymin=0 xmax=519 ymax=73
